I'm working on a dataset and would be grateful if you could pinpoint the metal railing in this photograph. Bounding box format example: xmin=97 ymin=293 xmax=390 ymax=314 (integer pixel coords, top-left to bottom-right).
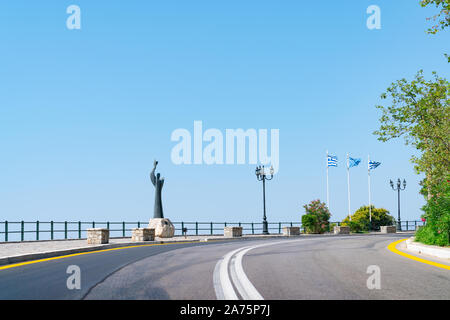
xmin=399 ymin=220 xmax=424 ymax=232
xmin=0 ymin=220 xmax=424 ymax=242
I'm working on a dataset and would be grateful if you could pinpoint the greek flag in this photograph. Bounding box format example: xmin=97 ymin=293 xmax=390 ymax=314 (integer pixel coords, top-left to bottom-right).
xmin=369 ymin=160 xmax=381 ymax=170
xmin=327 ymin=155 xmax=338 ymax=167
xmin=348 ymin=157 xmax=361 ymax=168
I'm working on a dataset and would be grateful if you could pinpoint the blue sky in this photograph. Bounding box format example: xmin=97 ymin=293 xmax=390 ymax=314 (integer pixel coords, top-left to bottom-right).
xmin=0 ymin=0 xmax=448 ymax=224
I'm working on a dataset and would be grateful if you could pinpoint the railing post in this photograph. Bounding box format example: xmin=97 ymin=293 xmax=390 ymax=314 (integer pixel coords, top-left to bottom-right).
xmin=5 ymin=221 xmax=8 ymax=242
xmin=252 ymin=222 xmax=254 ymax=235
xmin=78 ymin=221 xmax=81 ymax=239
xmin=21 ymin=221 xmax=24 ymax=241
xmin=36 ymin=221 xmax=39 ymax=241
xmin=279 ymin=222 xmax=281 ymax=234
xmin=64 ymin=221 xmax=68 ymax=239
xmin=92 ymin=221 xmax=95 ymax=228
xmin=181 ymin=222 xmax=184 ymax=233
xmin=51 ymin=221 xmax=54 ymax=240
xmin=210 ymin=222 xmax=213 ymax=235
xmin=415 ymin=220 xmax=417 ymax=229
xmin=290 ymin=222 xmax=293 ymax=227
xmin=107 ymin=221 xmax=110 ymax=230
xmin=196 ymin=222 xmax=198 ymax=235
xmin=123 ymin=222 xmax=125 ymax=237
xmin=224 ymin=222 xmax=227 ymax=227
xmin=406 ymin=221 xmax=409 ymax=231
xmin=138 ymin=221 xmax=141 ymax=228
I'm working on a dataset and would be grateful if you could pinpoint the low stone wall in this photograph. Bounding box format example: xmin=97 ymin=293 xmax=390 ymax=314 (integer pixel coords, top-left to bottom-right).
xmin=380 ymin=226 xmax=396 ymax=234
xmin=334 ymin=226 xmax=350 ymax=235
xmin=224 ymin=226 xmax=243 ymax=237
xmin=282 ymin=227 xmax=300 ymax=236
xmin=87 ymin=228 xmax=109 ymax=244
xmin=131 ymin=228 xmax=155 ymax=242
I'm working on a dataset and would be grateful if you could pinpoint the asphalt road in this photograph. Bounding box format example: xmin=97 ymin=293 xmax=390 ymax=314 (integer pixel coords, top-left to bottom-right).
xmin=0 ymin=234 xmax=448 ymax=300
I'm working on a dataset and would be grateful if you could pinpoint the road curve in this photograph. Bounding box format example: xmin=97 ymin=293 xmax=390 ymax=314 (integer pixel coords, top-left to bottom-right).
xmin=0 ymin=234 xmax=448 ymax=300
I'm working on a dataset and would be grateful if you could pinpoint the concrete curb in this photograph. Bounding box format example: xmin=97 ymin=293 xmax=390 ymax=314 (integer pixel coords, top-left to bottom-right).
xmin=406 ymin=237 xmax=450 ymax=260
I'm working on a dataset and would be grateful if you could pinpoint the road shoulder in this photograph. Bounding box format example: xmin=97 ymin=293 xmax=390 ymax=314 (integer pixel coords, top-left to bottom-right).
xmin=388 ymin=238 xmax=450 ymax=270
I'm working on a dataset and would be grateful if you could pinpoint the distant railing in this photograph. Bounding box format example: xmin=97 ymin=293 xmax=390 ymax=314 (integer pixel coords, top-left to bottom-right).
xmin=0 ymin=220 xmax=424 ymax=242
xmin=399 ymin=220 xmax=424 ymax=232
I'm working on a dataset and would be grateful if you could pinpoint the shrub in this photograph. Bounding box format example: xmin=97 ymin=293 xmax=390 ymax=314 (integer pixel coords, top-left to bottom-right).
xmin=301 ymin=199 xmax=331 ymax=234
xmin=415 ymin=180 xmax=450 ymax=247
xmin=341 ymin=205 xmax=395 ymax=232
xmin=329 ymin=223 xmax=337 ymax=232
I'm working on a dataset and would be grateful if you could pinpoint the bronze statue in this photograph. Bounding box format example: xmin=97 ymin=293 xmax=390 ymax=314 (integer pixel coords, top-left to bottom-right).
xmin=150 ymin=160 xmax=164 ymax=219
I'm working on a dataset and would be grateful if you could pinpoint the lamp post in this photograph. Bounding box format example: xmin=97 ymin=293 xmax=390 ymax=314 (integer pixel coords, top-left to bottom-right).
xmin=255 ymin=165 xmax=274 ymax=235
xmin=390 ymin=178 xmax=406 ymax=231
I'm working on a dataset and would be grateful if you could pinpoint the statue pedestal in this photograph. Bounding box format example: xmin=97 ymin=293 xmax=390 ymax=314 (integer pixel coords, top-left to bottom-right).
xmin=148 ymin=218 xmax=175 ymax=238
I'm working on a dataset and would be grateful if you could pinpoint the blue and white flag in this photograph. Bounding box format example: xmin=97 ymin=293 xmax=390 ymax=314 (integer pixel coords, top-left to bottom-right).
xmin=327 ymin=155 xmax=338 ymax=167
xmin=348 ymin=157 xmax=361 ymax=168
xmin=369 ymin=160 xmax=381 ymax=170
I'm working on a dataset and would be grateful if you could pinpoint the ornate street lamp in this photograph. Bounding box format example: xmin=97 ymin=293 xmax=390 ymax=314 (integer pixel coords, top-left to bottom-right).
xmin=390 ymin=178 xmax=406 ymax=231
xmin=255 ymin=165 xmax=274 ymax=235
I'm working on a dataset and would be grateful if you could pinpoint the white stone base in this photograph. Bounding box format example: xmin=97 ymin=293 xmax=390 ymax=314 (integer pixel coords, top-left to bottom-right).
xmin=87 ymin=228 xmax=109 ymax=244
xmin=148 ymin=218 xmax=175 ymax=238
xmin=334 ymin=226 xmax=350 ymax=234
xmin=282 ymin=227 xmax=300 ymax=236
xmin=131 ymin=228 xmax=155 ymax=242
xmin=224 ymin=226 xmax=243 ymax=237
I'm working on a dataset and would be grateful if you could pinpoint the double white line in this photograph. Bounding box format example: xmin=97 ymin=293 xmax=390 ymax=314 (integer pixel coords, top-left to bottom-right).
xmin=213 ymin=239 xmax=308 ymax=300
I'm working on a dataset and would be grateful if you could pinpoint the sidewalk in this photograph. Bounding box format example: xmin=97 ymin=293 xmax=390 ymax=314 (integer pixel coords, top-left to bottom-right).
xmin=405 ymin=237 xmax=450 ymax=260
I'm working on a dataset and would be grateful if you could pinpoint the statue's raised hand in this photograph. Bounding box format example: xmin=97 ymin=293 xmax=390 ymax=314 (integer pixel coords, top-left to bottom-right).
xmin=153 ymin=160 xmax=158 ymax=168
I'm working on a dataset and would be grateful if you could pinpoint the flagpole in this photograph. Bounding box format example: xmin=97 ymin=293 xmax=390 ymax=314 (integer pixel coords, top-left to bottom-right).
xmin=368 ymin=155 xmax=372 ymax=223
xmin=326 ymin=150 xmax=329 ymax=211
xmin=347 ymin=153 xmax=351 ymax=221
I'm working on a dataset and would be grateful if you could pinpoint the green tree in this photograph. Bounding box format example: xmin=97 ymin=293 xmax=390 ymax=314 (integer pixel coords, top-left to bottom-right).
xmin=301 ymin=200 xmax=330 ymax=234
xmin=421 ymin=0 xmax=450 ymax=34
xmin=341 ymin=206 xmax=395 ymax=232
xmin=415 ymin=180 xmax=450 ymax=246
xmin=373 ymin=70 xmax=450 ymax=198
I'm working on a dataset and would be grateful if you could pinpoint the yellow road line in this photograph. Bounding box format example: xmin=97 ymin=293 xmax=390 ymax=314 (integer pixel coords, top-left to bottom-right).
xmin=0 ymin=240 xmax=217 ymax=271
xmin=387 ymin=239 xmax=450 ymax=271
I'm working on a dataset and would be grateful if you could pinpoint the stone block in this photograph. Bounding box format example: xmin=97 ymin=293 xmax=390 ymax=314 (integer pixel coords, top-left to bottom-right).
xmin=334 ymin=226 xmax=350 ymax=235
xmin=131 ymin=228 xmax=155 ymax=242
xmin=224 ymin=226 xmax=243 ymax=237
xmin=87 ymin=228 xmax=109 ymax=244
xmin=380 ymin=226 xmax=396 ymax=233
xmin=282 ymin=226 xmax=300 ymax=236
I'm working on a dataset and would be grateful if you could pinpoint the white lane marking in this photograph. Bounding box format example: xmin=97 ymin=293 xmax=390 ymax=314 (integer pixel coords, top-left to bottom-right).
xmin=214 ymin=235 xmax=397 ymax=300
xmin=214 ymin=239 xmax=309 ymax=300
xmin=229 ymin=254 xmax=250 ymax=299
xmin=213 ymin=258 xmax=226 ymax=300
xmin=217 ymin=246 xmax=250 ymax=300
xmin=233 ymin=246 xmax=264 ymax=300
